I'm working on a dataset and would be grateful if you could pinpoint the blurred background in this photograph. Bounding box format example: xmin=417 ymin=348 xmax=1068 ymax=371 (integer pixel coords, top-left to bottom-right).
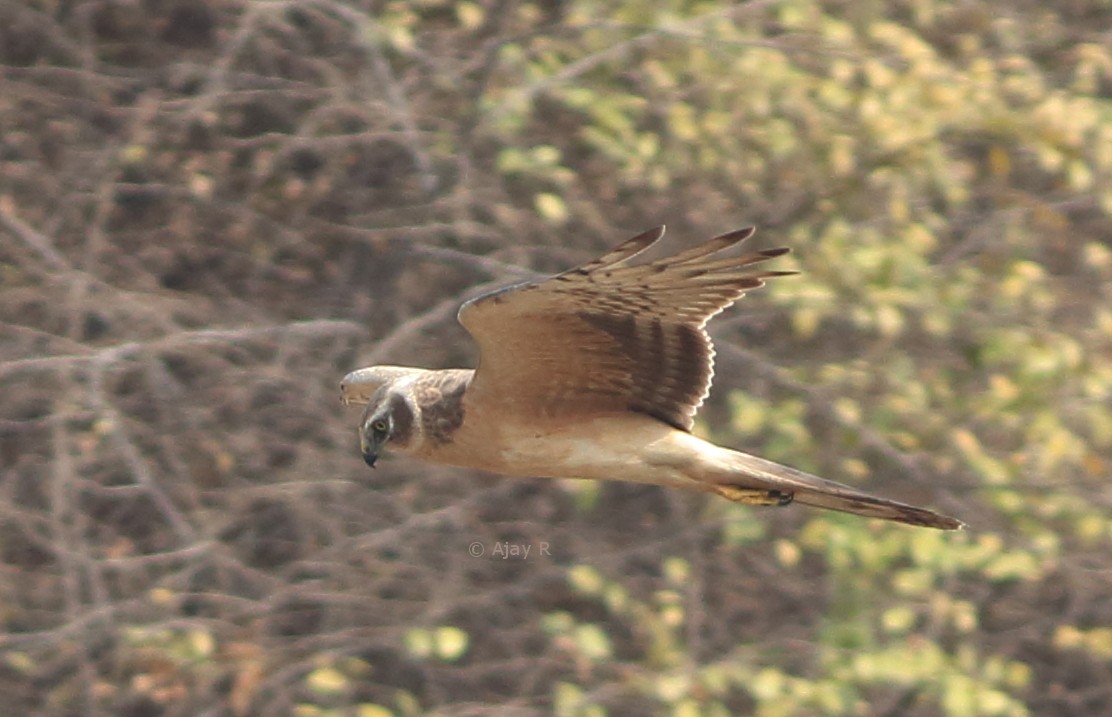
xmin=2 ymin=1 xmax=1111 ymax=715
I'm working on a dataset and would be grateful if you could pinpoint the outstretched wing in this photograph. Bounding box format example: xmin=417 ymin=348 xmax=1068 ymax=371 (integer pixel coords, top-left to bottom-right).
xmin=457 ymin=226 xmax=795 ymax=431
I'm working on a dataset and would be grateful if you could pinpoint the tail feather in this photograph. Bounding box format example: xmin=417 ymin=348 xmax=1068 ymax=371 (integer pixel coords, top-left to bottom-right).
xmin=719 ymin=450 xmax=964 ymax=530
xmin=792 ymin=489 xmax=965 ymax=530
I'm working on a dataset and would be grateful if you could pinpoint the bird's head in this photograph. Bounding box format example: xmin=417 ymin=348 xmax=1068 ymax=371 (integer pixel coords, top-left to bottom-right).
xmin=358 ymin=388 xmax=416 ymax=468
xmin=342 ymin=365 xmax=423 ymax=468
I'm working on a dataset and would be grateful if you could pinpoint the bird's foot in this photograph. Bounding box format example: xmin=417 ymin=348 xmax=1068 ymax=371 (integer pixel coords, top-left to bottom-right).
xmin=714 ymin=485 xmax=794 ymax=506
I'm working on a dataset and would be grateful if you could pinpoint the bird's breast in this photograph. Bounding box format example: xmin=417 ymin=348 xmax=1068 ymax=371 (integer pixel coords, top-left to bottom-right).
xmin=413 ymin=412 xmax=682 ymax=481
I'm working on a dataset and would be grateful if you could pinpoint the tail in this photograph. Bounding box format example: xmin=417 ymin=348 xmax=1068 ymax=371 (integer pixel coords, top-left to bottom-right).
xmin=712 ymin=449 xmax=964 ymax=530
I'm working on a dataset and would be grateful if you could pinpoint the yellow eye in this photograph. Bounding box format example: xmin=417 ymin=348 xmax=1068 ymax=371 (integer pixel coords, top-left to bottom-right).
xmin=371 ymin=419 xmax=388 ymax=433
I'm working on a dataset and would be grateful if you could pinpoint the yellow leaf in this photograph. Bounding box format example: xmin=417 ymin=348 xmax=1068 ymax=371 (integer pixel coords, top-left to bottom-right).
xmin=531 ymin=145 xmax=561 ymax=165
xmin=655 ymin=673 xmax=691 ymax=702
xmin=567 ymin=564 xmax=604 ymax=595
xmin=668 ymin=103 xmax=699 ymax=141
xmin=978 ymin=689 xmax=1015 ymax=715
xmin=833 ymin=397 xmax=861 ymax=423
xmin=120 ymin=144 xmax=148 ymax=164
xmin=988 ymin=145 xmax=1011 ymax=179
xmin=905 ymin=224 xmax=937 ymax=252
xmin=951 ymin=428 xmax=980 ymax=457
xmin=386 ymin=25 xmax=414 ymax=52
xmin=1075 ymin=512 xmax=1108 ymax=543
xmin=841 ymin=458 xmax=869 ymax=479
xmin=404 ymin=628 xmax=433 ymax=658
xmin=663 ymin=557 xmax=689 ymax=585
xmin=881 ymin=606 xmax=916 ymax=634
xmin=306 ymin=666 xmax=348 ymax=695
xmin=188 ymin=629 xmax=215 ymax=659
xmin=1079 ymin=627 xmax=1112 ymax=658
xmin=774 ymin=539 xmax=801 ymax=568
xmin=434 ymin=626 xmax=469 ymax=662
xmin=984 ymin=551 xmax=1041 ymax=581
xmin=357 ymin=705 xmax=394 ymax=717
xmin=1084 ymin=241 xmax=1112 ymax=270
xmin=674 ymin=699 xmax=702 ymax=717
xmin=554 ymin=682 xmax=584 ymax=713
xmin=1054 ymin=624 xmax=1084 ymax=649
xmin=534 ymin=192 xmax=569 ymax=224
xmin=456 ymin=2 xmax=483 ymax=30
xmin=830 ymin=134 xmax=855 ymax=176
xmin=148 ymin=588 xmax=175 ymax=606
xmin=750 ymin=668 xmax=784 ymax=701
xmin=3 ymin=651 xmax=34 ymax=674
xmin=989 ymin=374 xmax=1019 ymax=403
xmin=573 ymin=624 xmax=611 ymax=660
xmin=876 ymin=304 xmax=904 ymax=337
xmin=792 ymin=307 xmax=821 ymax=339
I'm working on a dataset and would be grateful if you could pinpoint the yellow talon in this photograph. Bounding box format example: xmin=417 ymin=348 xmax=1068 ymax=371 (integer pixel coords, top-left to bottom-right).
xmin=713 ymin=486 xmax=794 ymax=506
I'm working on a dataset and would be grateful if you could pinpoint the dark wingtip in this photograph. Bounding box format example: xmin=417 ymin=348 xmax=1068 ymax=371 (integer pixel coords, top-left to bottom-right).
xmin=638 ymin=225 xmax=667 ymax=247
xmin=633 ymin=225 xmax=666 ymax=243
xmin=760 ymin=246 xmax=791 ymax=258
xmin=905 ymin=509 xmax=966 ymax=530
xmin=711 ymin=226 xmax=756 ymax=246
xmin=593 ymin=225 xmax=666 ymax=268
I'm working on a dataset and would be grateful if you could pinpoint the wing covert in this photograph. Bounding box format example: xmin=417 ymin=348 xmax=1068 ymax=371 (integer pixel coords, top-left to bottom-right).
xmin=457 ymin=226 xmax=794 ymax=431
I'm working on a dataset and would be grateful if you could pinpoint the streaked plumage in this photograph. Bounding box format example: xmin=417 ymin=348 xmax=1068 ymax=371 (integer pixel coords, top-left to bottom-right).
xmin=342 ymin=226 xmax=963 ymax=530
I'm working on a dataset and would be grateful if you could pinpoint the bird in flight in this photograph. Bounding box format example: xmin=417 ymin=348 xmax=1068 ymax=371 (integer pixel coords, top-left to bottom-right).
xmin=341 ymin=226 xmax=963 ymax=530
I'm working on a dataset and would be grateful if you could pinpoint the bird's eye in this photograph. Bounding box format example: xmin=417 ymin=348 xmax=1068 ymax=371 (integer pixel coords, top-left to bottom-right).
xmin=371 ymin=419 xmax=388 ymax=433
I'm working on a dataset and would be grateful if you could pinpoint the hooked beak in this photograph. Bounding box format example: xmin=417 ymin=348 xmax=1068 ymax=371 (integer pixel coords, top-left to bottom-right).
xmin=359 ymin=436 xmax=378 ymax=469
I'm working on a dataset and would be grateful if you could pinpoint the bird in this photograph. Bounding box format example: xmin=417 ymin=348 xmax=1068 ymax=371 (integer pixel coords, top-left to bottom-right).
xmin=341 ymin=226 xmax=963 ymax=530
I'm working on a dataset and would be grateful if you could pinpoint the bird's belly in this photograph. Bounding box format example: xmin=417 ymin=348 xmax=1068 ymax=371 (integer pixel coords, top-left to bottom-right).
xmin=423 ymin=413 xmax=684 ymax=480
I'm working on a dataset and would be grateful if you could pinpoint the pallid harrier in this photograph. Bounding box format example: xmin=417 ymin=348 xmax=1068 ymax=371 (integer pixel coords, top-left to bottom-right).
xmin=342 ymin=226 xmax=963 ymax=530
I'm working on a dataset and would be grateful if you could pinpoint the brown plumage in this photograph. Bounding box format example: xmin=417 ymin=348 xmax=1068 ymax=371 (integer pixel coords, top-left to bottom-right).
xmin=342 ymin=226 xmax=963 ymax=530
